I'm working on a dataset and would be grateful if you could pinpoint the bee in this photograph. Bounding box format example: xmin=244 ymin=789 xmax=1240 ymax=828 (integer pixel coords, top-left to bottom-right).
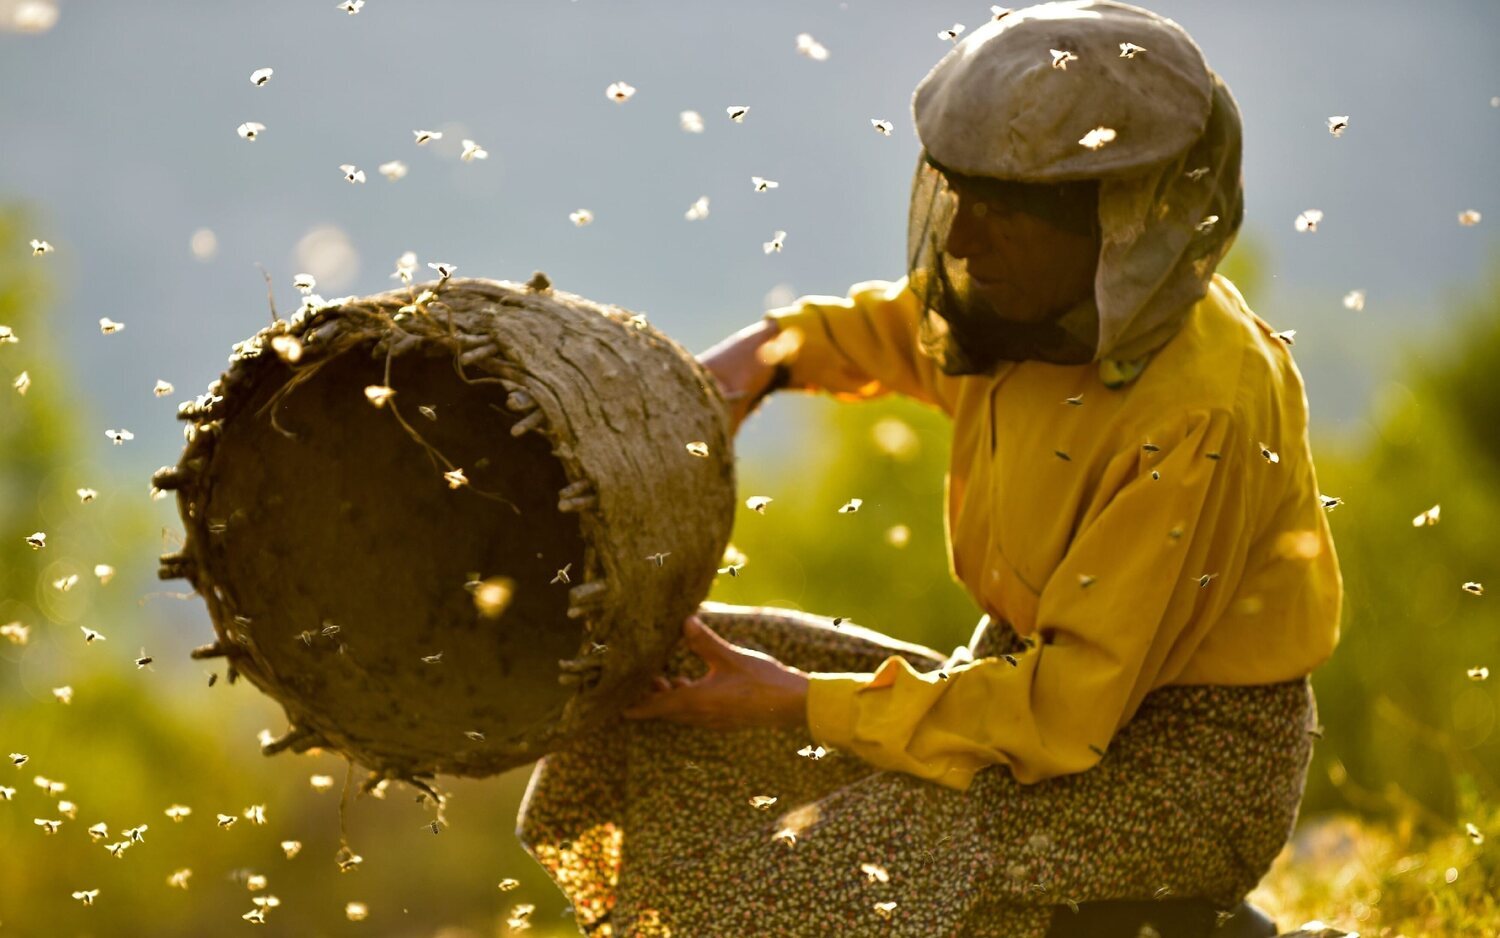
xmin=1078 ymin=127 xmax=1116 ymax=151
xmin=1063 ymin=394 xmax=1084 ymax=406
xmin=1319 ymin=494 xmax=1344 ymax=511
xmin=860 ymin=862 xmax=890 ymax=883
xmin=1197 ymin=573 xmax=1219 ymax=589
xmin=569 ymin=208 xmax=594 ymax=227
xmin=459 ymin=139 xmax=488 ymax=162
xmin=250 ymin=67 xmax=273 ymax=87
xmin=1294 ymin=209 xmax=1323 ymax=233
xmin=1326 ymin=115 xmax=1349 ymax=137
xmin=726 ymin=105 xmax=749 ymax=123
xmin=135 ymin=648 xmax=154 ymax=670
xmin=464 ymin=730 xmax=486 ymax=741
xmin=105 ymin=428 xmax=134 ymax=444
xmin=216 ymin=814 xmax=238 ymax=830
xmin=551 ymin=563 xmax=572 ymax=585
xmin=1258 ymin=444 xmax=1278 ymax=464
xmin=762 ymin=230 xmax=787 ymax=254
xmin=606 ymin=81 xmax=637 ymax=103
xmin=338 ymin=163 xmax=366 ymax=184
xmin=1054 ymin=450 xmax=1071 ymax=461
xmin=338 ymin=0 xmax=364 ymax=13
xmin=750 ymin=176 xmax=779 ymax=192
xmin=379 ymin=160 xmax=408 ymax=181
xmin=1077 ymin=574 xmax=1097 ymax=589
xmin=679 ymin=111 xmax=704 ymax=133
xmin=1049 ymin=49 xmax=1077 ymax=69
xmin=685 ymin=196 xmax=711 ymax=221
xmin=838 ymin=498 xmax=863 ymax=513
xmin=413 ymin=130 xmax=442 ymax=145
xmin=797 ymin=744 xmax=827 ymax=760
xmin=871 ymin=119 xmax=893 ymax=136
xmin=795 ymin=33 xmax=829 ymax=61
xmin=749 ymin=795 xmax=778 ymax=810
xmin=25 ymin=532 xmax=45 ymax=549
xmin=873 ymin=901 xmax=899 ymax=919
xmin=1119 ymin=42 xmax=1147 ymax=58
xmin=81 ymin=626 xmax=106 ymax=644
xmin=938 ymin=24 xmax=965 ymax=42
xmin=30 ymin=239 xmax=54 ymax=256
xmin=1412 ymin=504 xmax=1440 ymax=527
xmin=646 ymin=551 xmax=671 ymax=567
xmin=236 ymin=121 xmax=265 ymax=141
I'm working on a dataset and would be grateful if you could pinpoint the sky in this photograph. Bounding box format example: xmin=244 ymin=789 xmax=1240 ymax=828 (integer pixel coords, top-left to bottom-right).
xmin=0 ymin=0 xmax=1496 ymax=474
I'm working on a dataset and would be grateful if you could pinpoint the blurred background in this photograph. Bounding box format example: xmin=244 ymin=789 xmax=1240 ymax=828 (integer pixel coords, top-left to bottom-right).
xmin=0 ymin=0 xmax=1496 ymax=935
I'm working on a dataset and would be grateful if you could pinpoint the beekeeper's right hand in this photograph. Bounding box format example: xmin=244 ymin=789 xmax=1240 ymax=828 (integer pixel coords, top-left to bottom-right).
xmin=698 ymin=319 xmax=788 ymax=436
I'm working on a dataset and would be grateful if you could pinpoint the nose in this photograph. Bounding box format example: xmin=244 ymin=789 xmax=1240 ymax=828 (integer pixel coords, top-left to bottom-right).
xmin=944 ymin=191 xmax=989 ymax=260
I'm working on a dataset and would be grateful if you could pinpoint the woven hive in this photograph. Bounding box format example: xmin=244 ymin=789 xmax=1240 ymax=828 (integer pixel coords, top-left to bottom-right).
xmin=154 ymin=275 xmax=736 ymax=790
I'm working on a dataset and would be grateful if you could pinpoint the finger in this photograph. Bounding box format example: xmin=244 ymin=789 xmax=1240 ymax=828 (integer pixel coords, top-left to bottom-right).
xmin=684 ymin=615 xmax=739 ymax=664
xmin=623 ymin=689 xmax=678 ymax=720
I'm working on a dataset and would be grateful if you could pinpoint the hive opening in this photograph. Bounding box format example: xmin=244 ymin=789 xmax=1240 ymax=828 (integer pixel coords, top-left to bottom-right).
xmin=202 ymin=339 xmax=588 ymax=772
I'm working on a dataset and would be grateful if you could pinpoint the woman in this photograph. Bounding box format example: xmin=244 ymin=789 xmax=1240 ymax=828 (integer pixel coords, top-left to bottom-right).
xmin=517 ymin=3 xmax=1342 ymax=935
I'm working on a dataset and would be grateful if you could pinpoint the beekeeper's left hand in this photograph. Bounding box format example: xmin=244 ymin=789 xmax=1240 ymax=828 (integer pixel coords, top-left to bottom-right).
xmin=623 ymin=615 xmax=809 ymax=730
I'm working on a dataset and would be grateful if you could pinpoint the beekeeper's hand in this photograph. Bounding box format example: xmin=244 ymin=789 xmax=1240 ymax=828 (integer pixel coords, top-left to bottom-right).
xmin=698 ymin=319 xmax=788 ymax=436
xmin=623 ymin=614 xmax=809 ymax=730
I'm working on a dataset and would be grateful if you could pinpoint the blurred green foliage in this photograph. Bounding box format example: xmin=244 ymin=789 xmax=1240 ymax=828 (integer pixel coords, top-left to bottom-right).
xmin=1 ymin=216 xmax=1494 ymax=935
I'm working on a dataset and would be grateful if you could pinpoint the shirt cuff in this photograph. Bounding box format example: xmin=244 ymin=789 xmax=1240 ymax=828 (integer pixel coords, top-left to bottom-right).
xmin=805 ymin=672 xmax=865 ymax=751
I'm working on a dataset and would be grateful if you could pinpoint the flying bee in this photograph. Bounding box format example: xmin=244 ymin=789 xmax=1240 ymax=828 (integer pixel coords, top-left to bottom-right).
xmin=1050 ymin=48 xmax=1077 ymax=69
xmin=646 ymin=551 xmax=671 ymax=567
xmin=135 ymin=648 xmax=154 ymax=670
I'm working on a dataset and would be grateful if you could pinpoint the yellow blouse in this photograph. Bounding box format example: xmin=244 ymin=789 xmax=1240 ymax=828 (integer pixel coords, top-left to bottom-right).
xmin=763 ymin=275 xmax=1342 ymax=791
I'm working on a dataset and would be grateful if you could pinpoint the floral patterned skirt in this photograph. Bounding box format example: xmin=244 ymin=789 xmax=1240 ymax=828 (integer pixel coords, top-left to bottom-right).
xmin=516 ymin=602 xmax=1316 ymax=937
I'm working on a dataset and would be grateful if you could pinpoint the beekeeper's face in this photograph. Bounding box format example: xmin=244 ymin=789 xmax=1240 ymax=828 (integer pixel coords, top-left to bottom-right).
xmin=941 ymin=175 xmax=1101 ymax=324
